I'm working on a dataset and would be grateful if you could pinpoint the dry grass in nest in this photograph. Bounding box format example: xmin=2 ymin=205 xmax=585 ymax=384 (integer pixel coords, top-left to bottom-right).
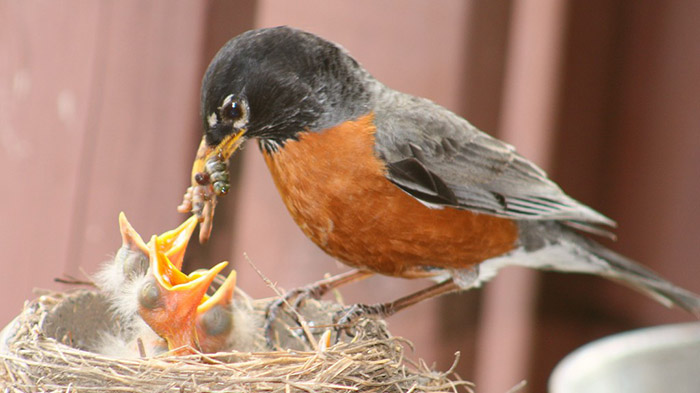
xmin=0 ymin=290 xmax=474 ymax=393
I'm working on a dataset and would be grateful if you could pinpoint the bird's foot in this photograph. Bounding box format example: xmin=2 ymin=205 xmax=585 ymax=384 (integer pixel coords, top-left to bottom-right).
xmin=333 ymin=302 xmax=394 ymax=338
xmin=334 ymin=279 xmax=462 ymax=338
xmin=264 ymin=284 xmax=329 ymax=348
xmin=263 ymin=270 xmax=373 ymax=348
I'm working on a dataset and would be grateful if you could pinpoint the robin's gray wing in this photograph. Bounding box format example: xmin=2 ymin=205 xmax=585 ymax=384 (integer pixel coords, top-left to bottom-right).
xmin=372 ymin=92 xmax=615 ymax=235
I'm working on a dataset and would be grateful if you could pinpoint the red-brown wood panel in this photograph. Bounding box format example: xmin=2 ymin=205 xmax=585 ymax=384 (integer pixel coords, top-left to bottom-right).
xmin=533 ymin=2 xmax=633 ymax=390
xmin=3 ymin=2 xmax=699 ymax=392
xmin=474 ymin=1 xmax=569 ymax=392
xmin=1 ymin=0 xmax=103 ymax=321
xmin=0 ymin=0 xmax=209 ymax=324
xmin=605 ymin=0 xmax=700 ymax=321
xmin=63 ymin=1 xmax=209 ymax=277
xmin=180 ymin=0 xmax=258 ymax=273
xmin=533 ymin=2 xmax=700 ymax=391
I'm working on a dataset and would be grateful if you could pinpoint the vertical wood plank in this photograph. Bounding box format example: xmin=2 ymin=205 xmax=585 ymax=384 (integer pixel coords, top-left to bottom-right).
xmin=172 ymin=0 xmax=258 ymax=274
xmin=64 ymin=1 xmax=209 ymax=275
xmin=441 ymin=0 xmax=514 ymax=378
xmin=474 ymin=1 xmax=569 ymax=392
xmin=0 ymin=0 xmax=209 ymax=324
xmin=531 ymin=2 xmax=632 ymax=390
xmin=533 ymin=2 xmax=700 ymax=390
xmin=1 ymin=0 xmax=103 ymax=322
xmin=605 ymin=0 xmax=700 ymax=323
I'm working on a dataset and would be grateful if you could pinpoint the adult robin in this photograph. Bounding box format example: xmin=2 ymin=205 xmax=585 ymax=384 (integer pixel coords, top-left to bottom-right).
xmin=178 ymin=26 xmax=700 ymax=336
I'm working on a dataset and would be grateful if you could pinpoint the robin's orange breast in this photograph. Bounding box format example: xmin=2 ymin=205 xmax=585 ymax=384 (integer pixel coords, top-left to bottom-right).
xmin=262 ymin=113 xmax=519 ymax=278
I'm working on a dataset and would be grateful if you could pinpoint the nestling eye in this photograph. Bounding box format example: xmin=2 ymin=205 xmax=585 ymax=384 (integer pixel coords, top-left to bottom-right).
xmin=138 ymin=279 xmax=161 ymax=309
xmin=219 ymin=94 xmax=249 ymax=128
xmin=200 ymin=304 xmax=233 ymax=336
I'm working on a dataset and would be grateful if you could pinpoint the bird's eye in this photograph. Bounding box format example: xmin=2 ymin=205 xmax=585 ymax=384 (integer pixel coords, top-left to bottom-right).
xmin=219 ymin=94 xmax=248 ymax=127
xmin=223 ymin=100 xmax=242 ymax=120
xmin=200 ymin=304 xmax=232 ymax=336
xmin=138 ymin=279 xmax=161 ymax=309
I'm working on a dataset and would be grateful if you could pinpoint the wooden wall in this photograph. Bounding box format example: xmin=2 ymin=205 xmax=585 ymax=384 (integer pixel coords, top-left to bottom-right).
xmin=2 ymin=1 xmax=699 ymax=391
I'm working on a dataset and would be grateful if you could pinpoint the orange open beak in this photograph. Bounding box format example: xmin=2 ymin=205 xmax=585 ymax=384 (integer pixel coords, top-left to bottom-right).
xmin=118 ymin=212 xmax=149 ymax=254
xmin=138 ymin=236 xmax=228 ymax=354
xmin=197 ymin=269 xmax=236 ymax=315
xmin=153 ymin=214 xmax=199 ymax=270
xmin=116 ymin=212 xmax=199 ymax=275
xmin=194 ymin=269 xmax=237 ymax=353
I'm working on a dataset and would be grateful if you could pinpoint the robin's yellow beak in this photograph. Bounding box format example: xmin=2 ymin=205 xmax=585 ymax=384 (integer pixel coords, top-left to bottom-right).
xmin=190 ymin=130 xmax=246 ymax=195
xmin=179 ymin=130 xmax=246 ymax=244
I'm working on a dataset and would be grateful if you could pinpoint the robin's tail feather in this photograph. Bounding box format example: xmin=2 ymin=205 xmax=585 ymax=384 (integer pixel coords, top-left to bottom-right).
xmin=477 ymin=221 xmax=700 ymax=317
xmin=575 ymin=232 xmax=700 ymax=317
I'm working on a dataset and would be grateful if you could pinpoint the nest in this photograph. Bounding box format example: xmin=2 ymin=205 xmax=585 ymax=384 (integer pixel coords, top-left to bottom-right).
xmin=0 ymin=290 xmax=473 ymax=393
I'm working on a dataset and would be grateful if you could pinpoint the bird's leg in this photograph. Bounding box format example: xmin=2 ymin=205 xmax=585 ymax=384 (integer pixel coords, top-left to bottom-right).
xmin=264 ymin=269 xmax=373 ymax=348
xmin=334 ymin=279 xmax=461 ymax=336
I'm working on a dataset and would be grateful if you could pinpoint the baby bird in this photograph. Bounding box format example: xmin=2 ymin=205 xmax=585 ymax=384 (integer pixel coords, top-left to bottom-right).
xmin=136 ymin=235 xmax=228 ymax=354
xmin=135 ymin=237 xmax=263 ymax=354
xmin=95 ymin=213 xmax=260 ymax=356
xmin=194 ymin=268 xmax=237 ymax=353
xmin=92 ymin=213 xmax=198 ymax=358
xmin=195 ymin=269 xmax=264 ymax=353
xmin=94 ymin=212 xmax=199 ymax=317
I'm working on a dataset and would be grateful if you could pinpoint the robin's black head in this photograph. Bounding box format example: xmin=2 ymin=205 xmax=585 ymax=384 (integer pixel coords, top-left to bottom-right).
xmin=200 ymin=26 xmax=373 ymax=151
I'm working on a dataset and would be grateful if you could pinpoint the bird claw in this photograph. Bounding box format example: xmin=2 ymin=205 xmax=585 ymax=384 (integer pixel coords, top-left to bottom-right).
xmin=263 ymin=285 xmax=327 ymax=348
xmin=333 ymin=303 xmax=393 ymax=339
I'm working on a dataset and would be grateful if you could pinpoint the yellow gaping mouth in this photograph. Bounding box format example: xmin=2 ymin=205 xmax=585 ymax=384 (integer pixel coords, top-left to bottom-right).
xmin=197 ymin=270 xmax=236 ymax=315
xmin=140 ymin=234 xmax=235 ymax=353
xmin=151 ymin=235 xmax=227 ymax=290
xmin=153 ymin=214 xmax=199 ymax=269
xmin=118 ymin=212 xmax=198 ymax=270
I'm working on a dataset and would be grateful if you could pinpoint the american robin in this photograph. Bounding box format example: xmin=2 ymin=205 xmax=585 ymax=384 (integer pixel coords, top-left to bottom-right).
xmin=178 ymin=26 xmax=700 ymax=335
xmin=94 ymin=212 xmax=199 ymax=320
xmin=96 ymin=213 xmax=246 ymax=355
xmin=138 ymin=236 xmax=262 ymax=354
xmin=94 ymin=309 xmax=167 ymax=358
xmin=93 ymin=213 xmax=198 ymax=357
xmin=135 ymin=234 xmax=234 ymax=354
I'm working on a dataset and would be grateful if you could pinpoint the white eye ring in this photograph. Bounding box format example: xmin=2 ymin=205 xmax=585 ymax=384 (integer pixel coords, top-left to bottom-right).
xmin=220 ymin=94 xmax=249 ymax=129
